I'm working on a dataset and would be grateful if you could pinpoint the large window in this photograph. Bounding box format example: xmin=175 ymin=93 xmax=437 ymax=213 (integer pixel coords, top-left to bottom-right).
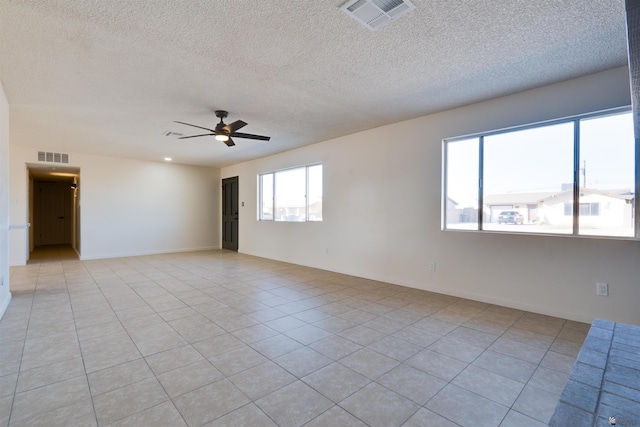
xmin=443 ymin=109 xmax=635 ymax=238
xmin=259 ymin=164 xmax=323 ymax=222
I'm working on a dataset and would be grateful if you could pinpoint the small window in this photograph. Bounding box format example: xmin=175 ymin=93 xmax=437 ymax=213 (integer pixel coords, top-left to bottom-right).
xmin=258 ymin=164 xmax=323 ymax=222
xmin=566 ymin=202 xmax=601 ymax=216
xmin=579 ymin=203 xmax=600 ymax=217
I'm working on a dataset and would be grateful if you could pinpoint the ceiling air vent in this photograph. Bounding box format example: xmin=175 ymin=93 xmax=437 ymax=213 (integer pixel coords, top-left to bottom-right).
xmin=341 ymin=0 xmax=415 ymax=31
xmin=163 ymin=131 xmax=184 ymax=137
xmin=37 ymin=151 xmax=70 ymax=164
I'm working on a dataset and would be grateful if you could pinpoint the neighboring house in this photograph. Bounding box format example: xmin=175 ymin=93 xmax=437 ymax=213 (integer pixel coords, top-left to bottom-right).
xmin=483 ymin=191 xmax=557 ymax=224
xmin=446 ymin=197 xmax=478 ymax=224
xmin=539 ymin=189 xmax=634 ymax=228
xmin=446 ymin=197 xmax=461 ymax=223
xmin=309 ymin=200 xmax=322 ymax=221
xmin=483 ymin=188 xmax=634 ymax=227
xmin=271 ymin=200 xmax=322 ymax=222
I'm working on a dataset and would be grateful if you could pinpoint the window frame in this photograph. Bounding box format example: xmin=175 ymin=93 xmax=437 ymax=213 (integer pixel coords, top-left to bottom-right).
xmin=442 ymin=106 xmax=638 ymax=239
xmin=258 ymin=173 xmax=274 ymax=221
xmin=258 ymin=163 xmax=323 ymax=222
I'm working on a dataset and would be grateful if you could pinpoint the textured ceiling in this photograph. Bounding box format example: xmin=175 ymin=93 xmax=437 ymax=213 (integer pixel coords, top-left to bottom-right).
xmin=0 ymin=0 xmax=629 ymax=168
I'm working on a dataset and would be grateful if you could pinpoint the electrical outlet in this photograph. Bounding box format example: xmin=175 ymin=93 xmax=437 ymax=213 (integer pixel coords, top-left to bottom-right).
xmin=597 ymin=282 xmax=609 ymax=297
xmin=429 ymin=262 xmax=436 ymax=271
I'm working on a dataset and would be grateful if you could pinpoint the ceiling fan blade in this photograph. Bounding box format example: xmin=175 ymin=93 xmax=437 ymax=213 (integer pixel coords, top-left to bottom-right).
xmin=174 ymin=121 xmax=216 ymax=133
xmin=178 ymin=133 xmax=215 ymax=139
xmin=224 ymin=137 xmax=236 ymax=147
xmin=224 ymin=120 xmax=247 ymax=134
xmin=231 ymin=132 xmax=271 ymax=141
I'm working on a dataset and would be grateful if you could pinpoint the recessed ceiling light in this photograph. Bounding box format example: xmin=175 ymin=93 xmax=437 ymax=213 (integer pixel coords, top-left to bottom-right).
xmin=164 ymin=157 xmax=172 ymax=162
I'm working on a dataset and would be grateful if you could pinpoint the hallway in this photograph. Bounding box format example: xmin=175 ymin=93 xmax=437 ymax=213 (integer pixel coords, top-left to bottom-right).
xmin=28 ymin=245 xmax=78 ymax=264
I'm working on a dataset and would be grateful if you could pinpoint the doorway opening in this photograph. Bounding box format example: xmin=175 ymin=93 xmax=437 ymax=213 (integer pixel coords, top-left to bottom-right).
xmin=28 ymin=165 xmax=81 ymax=261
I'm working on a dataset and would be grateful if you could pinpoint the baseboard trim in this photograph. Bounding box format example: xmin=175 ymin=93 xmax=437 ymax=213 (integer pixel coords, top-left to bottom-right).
xmin=79 ymin=246 xmax=221 ymax=261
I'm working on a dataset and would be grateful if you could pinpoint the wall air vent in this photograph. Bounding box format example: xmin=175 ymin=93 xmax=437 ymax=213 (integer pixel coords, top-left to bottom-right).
xmin=37 ymin=151 xmax=70 ymax=164
xmin=341 ymin=0 xmax=415 ymax=31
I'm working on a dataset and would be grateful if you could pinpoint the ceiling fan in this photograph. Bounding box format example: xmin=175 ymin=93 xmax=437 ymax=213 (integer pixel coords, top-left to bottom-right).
xmin=174 ymin=110 xmax=271 ymax=147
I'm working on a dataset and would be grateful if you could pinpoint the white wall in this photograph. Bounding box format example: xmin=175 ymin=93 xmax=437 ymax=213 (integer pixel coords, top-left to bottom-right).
xmin=9 ymin=146 xmax=221 ymax=263
xmin=0 ymin=81 xmax=11 ymax=320
xmin=222 ymin=66 xmax=640 ymax=325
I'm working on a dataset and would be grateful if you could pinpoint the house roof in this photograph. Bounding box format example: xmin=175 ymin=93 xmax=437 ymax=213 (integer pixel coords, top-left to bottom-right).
xmin=539 ymin=188 xmax=634 ymax=204
xmin=484 ymin=191 xmax=558 ymax=205
xmin=485 ymin=188 xmax=634 ymax=206
xmin=0 ymin=1 xmax=628 ymax=168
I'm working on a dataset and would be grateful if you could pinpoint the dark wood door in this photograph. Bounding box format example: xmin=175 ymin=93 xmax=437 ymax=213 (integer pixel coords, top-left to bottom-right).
xmin=222 ymin=176 xmax=239 ymax=251
xmin=35 ymin=181 xmax=71 ymax=246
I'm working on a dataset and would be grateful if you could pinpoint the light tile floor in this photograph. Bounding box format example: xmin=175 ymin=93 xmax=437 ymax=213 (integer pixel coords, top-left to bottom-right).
xmin=0 ymin=248 xmax=589 ymax=426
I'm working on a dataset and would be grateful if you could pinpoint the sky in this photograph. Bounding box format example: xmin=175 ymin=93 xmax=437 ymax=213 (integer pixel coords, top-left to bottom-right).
xmin=446 ymin=111 xmax=634 ymax=208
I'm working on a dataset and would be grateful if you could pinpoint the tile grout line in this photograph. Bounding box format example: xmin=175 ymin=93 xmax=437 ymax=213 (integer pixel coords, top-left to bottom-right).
xmin=6 ymin=262 xmax=39 ymax=427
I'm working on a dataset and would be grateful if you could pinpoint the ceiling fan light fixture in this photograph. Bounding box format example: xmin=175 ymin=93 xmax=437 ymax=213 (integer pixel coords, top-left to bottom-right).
xmin=174 ymin=111 xmax=270 ymax=146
